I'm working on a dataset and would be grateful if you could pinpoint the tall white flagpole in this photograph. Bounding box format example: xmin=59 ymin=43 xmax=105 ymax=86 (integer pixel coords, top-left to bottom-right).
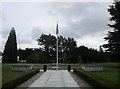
xmin=56 ymin=22 xmax=59 ymax=70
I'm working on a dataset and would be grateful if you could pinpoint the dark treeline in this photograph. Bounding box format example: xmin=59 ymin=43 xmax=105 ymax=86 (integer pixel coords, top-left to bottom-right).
xmin=18 ymin=34 xmax=78 ymax=63
xmin=17 ymin=34 xmax=110 ymax=63
xmin=2 ymin=30 xmax=116 ymax=63
xmin=78 ymin=46 xmax=109 ymax=63
xmin=2 ymin=28 xmax=117 ymax=63
xmin=18 ymin=48 xmax=47 ymax=63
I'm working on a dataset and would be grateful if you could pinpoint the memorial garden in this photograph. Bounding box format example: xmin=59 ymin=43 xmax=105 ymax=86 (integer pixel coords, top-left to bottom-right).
xmin=1 ymin=1 xmax=120 ymax=89
xmin=2 ymin=63 xmax=119 ymax=88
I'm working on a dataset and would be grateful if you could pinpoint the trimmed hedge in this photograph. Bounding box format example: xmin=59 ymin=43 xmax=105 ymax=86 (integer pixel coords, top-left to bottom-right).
xmin=73 ymin=68 xmax=110 ymax=89
xmin=2 ymin=69 xmax=39 ymax=89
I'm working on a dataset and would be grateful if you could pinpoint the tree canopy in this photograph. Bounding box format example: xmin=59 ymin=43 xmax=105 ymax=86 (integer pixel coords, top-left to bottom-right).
xmin=37 ymin=34 xmax=78 ymax=63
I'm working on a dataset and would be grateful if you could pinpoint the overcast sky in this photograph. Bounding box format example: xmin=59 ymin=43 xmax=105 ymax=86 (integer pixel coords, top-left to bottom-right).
xmin=0 ymin=1 xmax=114 ymax=52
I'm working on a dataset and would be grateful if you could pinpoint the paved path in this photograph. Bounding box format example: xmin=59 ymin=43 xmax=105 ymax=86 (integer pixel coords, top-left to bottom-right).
xmin=28 ymin=70 xmax=80 ymax=89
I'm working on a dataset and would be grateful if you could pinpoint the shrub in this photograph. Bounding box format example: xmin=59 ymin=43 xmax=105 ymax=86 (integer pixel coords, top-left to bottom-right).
xmin=26 ymin=51 xmax=47 ymax=63
xmin=73 ymin=68 xmax=109 ymax=89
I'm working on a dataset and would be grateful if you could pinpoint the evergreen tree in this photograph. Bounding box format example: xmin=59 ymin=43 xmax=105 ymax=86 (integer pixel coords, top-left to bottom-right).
xmin=103 ymin=1 xmax=120 ymax=60
xmin=3 ymin=27 xmax=17 ymax=63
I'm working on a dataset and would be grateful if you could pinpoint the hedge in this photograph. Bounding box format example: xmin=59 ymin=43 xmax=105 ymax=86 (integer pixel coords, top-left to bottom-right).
xmin=73 ymin=68 xmax=110 ymax=89
xmin=2 ymin=69 xmax=39 ymax=89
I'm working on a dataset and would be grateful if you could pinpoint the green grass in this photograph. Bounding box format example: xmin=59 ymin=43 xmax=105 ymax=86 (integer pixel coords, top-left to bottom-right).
xmin=91 ymin=67 xmax=119 ymax=87
xmin=78 ymin=63 xmax=119 ymax=87
xmin=2 ymin=63 xmax=61 ymax=84
xmin=2 ymin=64 xmax=38 ymax=84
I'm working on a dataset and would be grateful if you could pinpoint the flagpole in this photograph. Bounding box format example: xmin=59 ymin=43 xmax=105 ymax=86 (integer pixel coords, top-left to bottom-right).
xmin=56 ymin=22 xmax=58 ymax=70
xmin=56 ymin=32 xmax=58 ymax=70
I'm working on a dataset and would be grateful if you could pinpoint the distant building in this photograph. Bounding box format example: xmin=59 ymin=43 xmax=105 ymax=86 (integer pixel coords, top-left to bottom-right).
xmin=0 ymin=52 xmax=2 ymax=63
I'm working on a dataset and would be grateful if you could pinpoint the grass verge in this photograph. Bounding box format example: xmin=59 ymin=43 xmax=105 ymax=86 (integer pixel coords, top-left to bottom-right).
xmin=74 ymin=63 xmax=119 ymax=89
xmin=2 ymin=64 xmax=39 ymax=88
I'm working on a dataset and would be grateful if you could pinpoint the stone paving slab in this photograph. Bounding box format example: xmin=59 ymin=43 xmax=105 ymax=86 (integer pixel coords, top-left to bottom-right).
xmin=28 ymin=70 xmax=80 ymax=89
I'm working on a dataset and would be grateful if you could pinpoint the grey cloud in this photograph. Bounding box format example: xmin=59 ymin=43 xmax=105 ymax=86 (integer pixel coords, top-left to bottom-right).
xmin=16 ymin=30 xmax=32 ymax=45
xmin=48 ymin=3 xmax=88 ymax=18
xmin=47 ymin=2 xmax=111 ymax=39
xmin=2 ymin=28 xmax=10 ymax=39
xmin=31 ymin=26 xmax=47 ymax=40
xmin=18 ymin=37 xmax=32 ymax=45
xmin=48 ymin=3 xmax=108 ymax=19
xmin=1 ymin=2 xmax=113 ymax=51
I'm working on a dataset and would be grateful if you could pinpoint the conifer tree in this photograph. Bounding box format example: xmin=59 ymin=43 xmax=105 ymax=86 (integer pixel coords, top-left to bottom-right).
xmin=3 ymin=27 xmax=17 ymax=63
xmin=103 ymin=1 xmax=120 ymax=60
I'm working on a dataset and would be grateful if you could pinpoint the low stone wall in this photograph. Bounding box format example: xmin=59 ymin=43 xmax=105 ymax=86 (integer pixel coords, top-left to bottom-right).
xmin=11 ymin=65 xmax=32 ymax=71
xmin=81 ymin=65 xmax=103 ymax=71
xmin=32 ymin=66 xmax=42 ymax=69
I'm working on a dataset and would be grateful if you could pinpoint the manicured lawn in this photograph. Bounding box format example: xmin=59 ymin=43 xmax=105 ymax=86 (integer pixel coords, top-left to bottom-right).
xmin=91 ymin=67 xmax=119 ymax=87
xmin=78 ymin=63 xmax=119 ymax=87
xmin=2 ymin=64 xmax=40 ymax=84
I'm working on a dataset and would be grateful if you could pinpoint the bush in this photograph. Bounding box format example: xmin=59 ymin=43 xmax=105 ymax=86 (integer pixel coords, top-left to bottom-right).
xmin=2 ymin=69 xmax=39 ymax=89
xmin=78 ymin=46 xmax=109 ymax=63
xmin=73 ymin=68 xmax=110 ymax=89
xmin=26 ymin=51 xmax=47 ymax=63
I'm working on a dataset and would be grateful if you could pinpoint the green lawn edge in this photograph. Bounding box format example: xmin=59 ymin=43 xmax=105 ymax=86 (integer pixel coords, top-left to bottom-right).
xmin=2 ymin=69 xmax=39 ymax=88
xmin=73 ymin=68 xmax=120 ymax=89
